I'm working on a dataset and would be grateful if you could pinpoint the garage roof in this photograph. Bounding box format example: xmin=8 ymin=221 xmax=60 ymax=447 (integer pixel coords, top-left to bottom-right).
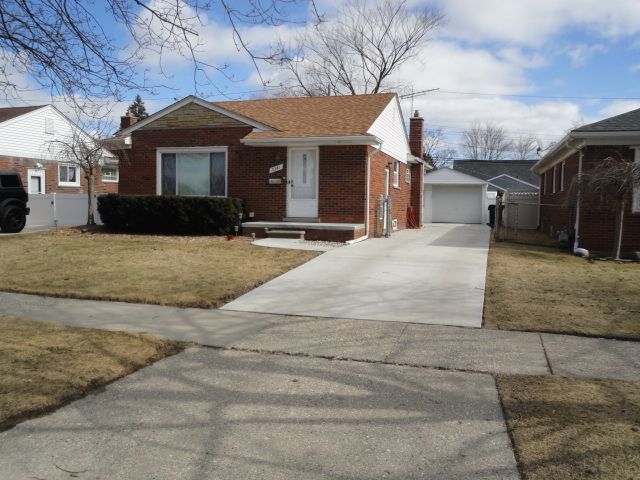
xmin=424 ymin=168 xmax=488 ymax=185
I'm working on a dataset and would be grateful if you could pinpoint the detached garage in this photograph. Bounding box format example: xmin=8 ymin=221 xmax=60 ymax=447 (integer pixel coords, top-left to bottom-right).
xmin=423 ymin=168 xmax=488 ymax=224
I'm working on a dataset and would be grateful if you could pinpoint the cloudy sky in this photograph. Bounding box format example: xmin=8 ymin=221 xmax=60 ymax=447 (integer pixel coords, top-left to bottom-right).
xmin=4 ymin=0 xmax=640 ymax=155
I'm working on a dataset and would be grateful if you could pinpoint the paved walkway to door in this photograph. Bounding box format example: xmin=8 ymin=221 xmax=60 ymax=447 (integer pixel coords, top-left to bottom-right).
xmin=223 ymin=224 xmax=490 ymax=328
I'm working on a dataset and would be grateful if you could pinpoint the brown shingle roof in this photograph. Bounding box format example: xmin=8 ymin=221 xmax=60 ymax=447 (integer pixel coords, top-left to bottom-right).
xmin=0 ymin=105 xmax=46 ymax=124
xmin=213 ymin=93 xmax=396 ymax=139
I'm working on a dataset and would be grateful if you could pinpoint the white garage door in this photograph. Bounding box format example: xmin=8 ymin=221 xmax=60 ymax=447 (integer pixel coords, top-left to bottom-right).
xmin=430 ymin=185 xmax=483 ymax=223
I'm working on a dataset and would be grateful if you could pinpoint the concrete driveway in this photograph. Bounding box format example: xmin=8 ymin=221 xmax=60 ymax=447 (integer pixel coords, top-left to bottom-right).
xmin=223 ymin=224 xmax=490 ymax=328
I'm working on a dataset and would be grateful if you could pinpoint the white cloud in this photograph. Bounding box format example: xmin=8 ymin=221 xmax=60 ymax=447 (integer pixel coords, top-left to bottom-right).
xmin=497 ymin=48 xmax=548 ymax=69
xmin=598 ymin=100 xmax=640 ymax=117
xmin=395 ymin=40 xmax=533 ymax=94
xmin=565 ymin=43 xmax=608 ymax=67
xmin=406 ymin=95 xmax=579 ymax=150
xmin=431 ymin=0 xmax=640 ymax=46
xmin=631 ymin=64 xmax=640 ymax=72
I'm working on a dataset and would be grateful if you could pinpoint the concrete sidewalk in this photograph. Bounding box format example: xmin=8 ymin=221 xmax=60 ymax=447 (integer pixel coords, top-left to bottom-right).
xmin=0 ymin=348 xmax=519 ymax=480
xmin=2 ymin=292 xmax=639 ymax=381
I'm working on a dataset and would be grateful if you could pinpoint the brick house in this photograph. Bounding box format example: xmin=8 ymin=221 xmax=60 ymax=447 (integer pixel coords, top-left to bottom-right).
xmin=532 ymin=107 xmax=640 ymax=255
xmin=0 ymin=105 xmax=119 ymax=195
xmin=112 ymin=94 xmax=428 ymax=241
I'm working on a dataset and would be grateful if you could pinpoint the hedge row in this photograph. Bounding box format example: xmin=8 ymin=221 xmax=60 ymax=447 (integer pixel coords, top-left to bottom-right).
xmin=97 ymin=194 xmax=244 ymax=235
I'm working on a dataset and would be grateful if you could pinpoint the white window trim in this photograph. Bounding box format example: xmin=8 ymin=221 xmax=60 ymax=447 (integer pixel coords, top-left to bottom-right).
xmin=543 ymin=171 xmax=546 ymax=195
xmin=101 ymin=167 xmax=119 ymax=183
xmin=393 ymin=161 xmax=400 ymax=188
xmin=633 ymin=148 xmax=640 ymax=213
xmin=58 ymin=163 xmax=80 ymax=187
xmin=44 ymin=117 xmax=55 ymax=135
xmin=27 ymin=168 xmax=46 ymax=194
xmin=155 ymin=146 xmax=228 ymax=197
xmin=560 ymin=161 xmax=565 ymax=192
xmin=552 ymin=165 xmax=557 ymax=194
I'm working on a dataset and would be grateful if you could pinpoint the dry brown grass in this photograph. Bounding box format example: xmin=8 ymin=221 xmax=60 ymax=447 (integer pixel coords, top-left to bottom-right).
xmin=497 ymin=375 xmax=640 ymax=480
xmin=0 ymin=316 xmax=182 ymax=431
xmin=496 ymin=227 xmax=561 ymax=247
xmin=0 ymin=229 xmax=318 ymax=308
xmin=484 ymin=241 xmax=640 ymax=339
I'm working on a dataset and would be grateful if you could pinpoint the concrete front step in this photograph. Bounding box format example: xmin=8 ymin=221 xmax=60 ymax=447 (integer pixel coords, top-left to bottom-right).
xmin=266 ymin=229 xmax=305 ymax=240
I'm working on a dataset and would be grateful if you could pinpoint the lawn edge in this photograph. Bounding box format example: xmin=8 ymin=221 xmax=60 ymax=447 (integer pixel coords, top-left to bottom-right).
xmin=493 ymin=375 xmax=527 ymax=480
xmin=0 ymin=340 xmax=185 ymax=432
xmin=483 ymin=323 xmax=640 ymax=343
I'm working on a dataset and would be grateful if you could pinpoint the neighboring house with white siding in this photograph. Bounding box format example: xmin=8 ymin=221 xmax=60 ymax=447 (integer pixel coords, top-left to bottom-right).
xmin=111 ymin=93 xmax=428 ymax=241
xmin=0 ymin=105 xmax=118 ymax=195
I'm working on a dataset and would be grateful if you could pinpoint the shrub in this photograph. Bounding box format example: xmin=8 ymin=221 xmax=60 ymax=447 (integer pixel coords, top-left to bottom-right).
xmin=98 ymin=194 xmax=244 ymax=235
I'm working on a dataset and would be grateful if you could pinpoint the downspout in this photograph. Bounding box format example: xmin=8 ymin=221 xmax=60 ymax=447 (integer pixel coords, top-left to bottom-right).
xmin=359 ymin=140 xmax=383 ymax=242
xmin=573 ymin=149 xmax=585 ymax=254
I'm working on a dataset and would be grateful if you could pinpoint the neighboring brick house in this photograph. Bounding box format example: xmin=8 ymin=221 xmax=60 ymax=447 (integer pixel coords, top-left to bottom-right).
xmin=112 ymin=94 xmax=427 ymax=241
xmin=532 ymin=107 xmax=640 ymax=255
xmin=0 ymin=105 xmax=119 ymax=195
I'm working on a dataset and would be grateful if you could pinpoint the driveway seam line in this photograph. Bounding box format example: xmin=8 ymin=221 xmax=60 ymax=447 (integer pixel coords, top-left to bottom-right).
xmin=538 ymin=333 xmax=554 ymax=375
xmin=196 ymin=343 xmax=553 ymax=379
xmin=382 ymin=322 xmax=409 ymax=363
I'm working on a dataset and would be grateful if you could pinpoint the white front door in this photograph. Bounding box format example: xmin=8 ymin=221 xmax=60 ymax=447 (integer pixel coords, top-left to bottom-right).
xmin=287 ymin=148 xmax=318 ymax=218
xmin=27 ymin=169 xmax=45 ymax=194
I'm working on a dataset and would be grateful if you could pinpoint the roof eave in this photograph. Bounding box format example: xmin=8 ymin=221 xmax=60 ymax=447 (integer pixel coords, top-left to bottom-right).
xmin=532 ymin=134 xmax=585 ymax=174
xmin=533 ymin=130 xmax=640 ymax=174
xmin=240 ymin=135 xmax=382 ymax=147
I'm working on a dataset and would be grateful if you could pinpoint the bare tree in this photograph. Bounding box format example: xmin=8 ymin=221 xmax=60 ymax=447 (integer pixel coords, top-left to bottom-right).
xmin=462 ymin=121 xmax=512 ymax=160
xmin=572 ymin=155 xmax=640 ymax=260
xmin=424 ymin=128 xmax=457 ymax=168
xmin=273 ymin=0 xmax=444 ymax=96
xmin=512 ymin=135 xmax=541 ymax=160
xmin=49 ymin=122 xmax=116 ymax=225
xmin=0 ymin=0 xmax=317 ymax=106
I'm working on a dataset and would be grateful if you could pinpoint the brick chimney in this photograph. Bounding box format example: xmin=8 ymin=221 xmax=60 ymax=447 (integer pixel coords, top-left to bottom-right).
xmin=409 ymin=110 xmax=424 ymax=159
xmin=120 ymin=112 xmax=138 ymax=130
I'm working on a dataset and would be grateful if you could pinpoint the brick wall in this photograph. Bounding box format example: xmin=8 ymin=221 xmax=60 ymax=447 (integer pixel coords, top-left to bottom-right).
xmin=538 ymin=145 xmax=640 ymax=254
xmin=367 ymin=147 xmax=412 ymax=235
xmin=0 ymin=155 xmax=118 ymax=194
xmin=120 ymin=127 xmax=369 ymax=225
xmin=318 ymin=145 xmax=367 ymax=223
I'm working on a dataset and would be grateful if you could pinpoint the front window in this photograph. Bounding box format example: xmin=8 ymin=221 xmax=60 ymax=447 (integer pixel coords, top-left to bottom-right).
xmin=102 ymin=167 xmax=119 ymax=183
xmin=393 ymin=161 xmax=399 ymax=188
xmin=58 ymin=164 xmax=80 ymax=186
xmin=160 ymin=150 xmax=226 ymax=196
xmin=560 ymin=161 xmax=565 ymax=192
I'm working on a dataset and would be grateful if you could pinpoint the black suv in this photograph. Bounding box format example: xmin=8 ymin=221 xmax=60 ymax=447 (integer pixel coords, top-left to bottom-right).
xmin=0 ymin=171 xmax=30 ymax=233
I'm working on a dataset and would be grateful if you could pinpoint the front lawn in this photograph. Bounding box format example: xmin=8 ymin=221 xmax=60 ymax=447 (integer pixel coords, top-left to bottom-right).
xmin=484 ymin=241 xmax=640 ymax=339
xmin=0 ymin=229 xmax=318 ymax=308
xmin=0 ymin=316 xmax=181 ymax=431
xmin=497 ymin=375 xmax=640 ymax=480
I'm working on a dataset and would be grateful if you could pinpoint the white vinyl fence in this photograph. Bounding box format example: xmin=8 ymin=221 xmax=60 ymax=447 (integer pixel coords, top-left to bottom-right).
xmin=26 ymin=193 xmax=102 ymax=228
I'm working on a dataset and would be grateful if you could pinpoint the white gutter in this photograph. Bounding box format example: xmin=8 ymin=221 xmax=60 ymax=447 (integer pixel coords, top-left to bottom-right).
xmin=533 ymin=136 xmax=585 ymax=174
xmin=241 ymin=135 xmax=381 ymax=147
